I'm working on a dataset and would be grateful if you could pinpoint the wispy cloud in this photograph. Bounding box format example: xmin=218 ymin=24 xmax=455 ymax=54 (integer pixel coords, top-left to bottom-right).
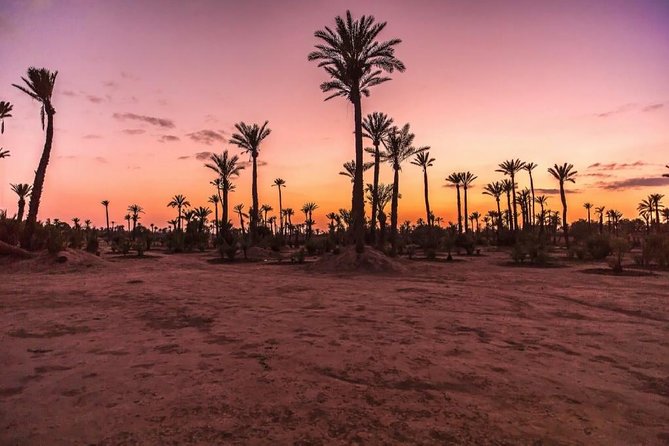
xmin=594 ymin=176 xmax=669 ymax=190
xmin=103 ymin=81 xmax=118 ymax=88
xmin=587 ymin=161 xmax=648 ymax=170
xmin=122 ymin=129 xmax=146 ymax=135
xmin=595 ymin=102 xmax=666 ymax=118
xmin=113 ymin=112 xmax=175 ymax=128
xmin=186 ymin=129 xmax=226 ymax=145
xmin=83 ymin=134 xmax=102 ymax=140
xmin=94 ymin=156 xmax=108 ymax=164
xmin=158 ymin=135 xmax=180 ymax=143
xmin=534 ymin=188 xmax=581 ymax=195
xmin=62 ymin=90 xmax=77 ymax=97
xmin=642 ymin=103 xmax=664 ymax=112
xmin=87 ymin=95 xmax=104 ymax=104
xmin=195 ymin=151 xmax=213 ymax=160
xmin=177 ymin=155 xmax=191 ymax=160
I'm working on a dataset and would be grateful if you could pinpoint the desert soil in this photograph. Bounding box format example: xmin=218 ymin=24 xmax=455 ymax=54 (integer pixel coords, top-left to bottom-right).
xmin=1 ymin=249 xmax=668 ymax=445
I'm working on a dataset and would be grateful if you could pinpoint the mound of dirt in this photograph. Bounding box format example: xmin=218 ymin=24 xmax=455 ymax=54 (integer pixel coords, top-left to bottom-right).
xmin=0 ymin=248 xmax=107 ymax=273
xmin=0 ymin=241 xmax=33 ymax=258
xmin=308 ymin=246 xmax=407 ymax=274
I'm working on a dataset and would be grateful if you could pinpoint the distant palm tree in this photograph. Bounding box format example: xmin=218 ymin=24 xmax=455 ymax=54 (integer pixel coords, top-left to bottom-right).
xmin=208 ymin=194 xmax=220 ymax=237
xmin=283 ymin=208 xmax=294 ymax=237
xmin=13 ymin=67 xmax=58 ymax=249
xmin=500 ymin=179 xmax=514 ymax=230
xmin=194 ymin=206 xmax=212 ymax=233
xmin=10 ymin=183 xmax=32 ymax=222
xmin=205 ymin=150 xmax=244 ymax=235
xmin=523 ymin=162 xmax=537 ymax=226
xmin=302 ymin=202 xmax=318 ymax=238
xmin=0 ymin=101 xmax=13 ymax=134
xmin=595 ymin=206 xmax=605 ymax=234
xmin=535 ymin=195 xmax=548 ymax=232
xmin=339 ymin=160 xmax=373 ymax=183
xmin=101 ymin=200 xmax=110 ymax=240
xmin=234 ymin=204 xmax=247 ymax=235
xmin=272 ymin=178 xmax=286 ymax=235
xmin=446 ymin=173 xmax=463 ymax=234
xmin=167 ymin=194 xmax=190 ymax=232
xmin=124 ymin=214 xmax=132 ymax=232
xmin=470 ymin=211 xmax=481 ymax=233
xmin=309 ymin=11 xmax=405 ymax=253
xmin=381 ymin=123 xmax=428 ymax=253
xmin=411 ymin=151 xmax=435 ymax=226
xmin=547 ymin=163 xmax=577 ymax=249
xmin=649 ymin=193 xmax=664 ymax=230
xmin=483 ymin=181 xmax=504 ymax=235
xmin=460 ymin=171 xmax=477 ymax=233
xmin=127 ymin=204 xmax=144 ymax=234
xmin=583 ymin=202 xmax=593 ymax=225
xmin=260 ymin=204 xmax=273 ymax=226
xmin=517 ymin=189 xmax=531 ymax=229
xmin=363 ymin=112 xmax=394 ymax=241
xmin=229 ymin=121 xmax=271 ymax=242
xmin=72 ymin=217 xmax=81 ymax=230
xmin=638 ymin=198 xmax=653 ymax=230
xmin=496 ymin=159 xmax=525 ymax=232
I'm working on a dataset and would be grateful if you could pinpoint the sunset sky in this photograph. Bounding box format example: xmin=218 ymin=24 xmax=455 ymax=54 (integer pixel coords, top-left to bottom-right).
xmin=1 ymin=0 xmax=668 ymax=228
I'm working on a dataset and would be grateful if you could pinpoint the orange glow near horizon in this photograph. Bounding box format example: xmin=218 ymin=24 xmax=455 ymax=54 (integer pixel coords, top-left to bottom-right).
xmin=1 ymin=0 xmax=668 ymax=229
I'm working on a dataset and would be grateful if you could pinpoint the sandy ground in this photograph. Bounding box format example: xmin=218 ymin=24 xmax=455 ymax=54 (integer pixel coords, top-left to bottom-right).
xmin=1 ymin=249 xmax=668 ymax=445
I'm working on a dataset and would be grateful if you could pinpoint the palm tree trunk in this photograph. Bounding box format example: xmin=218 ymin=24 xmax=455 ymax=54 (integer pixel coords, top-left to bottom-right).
xmin=529 ymin=172 xmax=535 ymax=226
xmin=222 ymin=189 xmax=229 ymax=236
xmin=17 ymin=198 xmax=25 ymax=222
xmin=511 ymin=174 xmax=518 ymax=232
xmin=214 ymin=201 xmax=219 ymax=238
xmin=20 ymin=107 xmax=54 ymax=250
xmin=422 ymin=168 xmax=431 ymax=226
xmin=351 ymin=84 xmax=365 ymax=253
xmin=495 ymin=197 xmax=502 ymax=241
xmin=390 ymin=167 xmax=399 ymax=254
xmin=560 ymin=182 xmax=569 ymax=249
xmin=278 ymin=187 xmax=283 ymax=236
xmin=505 ymin=192 xmax=512 ymax=231
xmin=456 ymin=185 xmax=462 ymax=234
xmin=251 ymin=153 xmax=259 ymax=243
xmin=370 ymin=141 xmax=380 ymax=241
xmin=463 ymin=185 xmax=469 ymax=232
xmin=105 ymin=206 xmax=110 ymax=241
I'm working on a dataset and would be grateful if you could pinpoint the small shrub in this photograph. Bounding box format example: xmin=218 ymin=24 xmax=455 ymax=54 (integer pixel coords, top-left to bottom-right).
xmin=608 ymin=237 xmax=629 ymax=273
xmin=586 ymin=234 xmax=611 ymax=260
xmin=291 ymin=248 xmax=306 ymax=264
xmin=85 ymin=233 xmax=99 ymax=254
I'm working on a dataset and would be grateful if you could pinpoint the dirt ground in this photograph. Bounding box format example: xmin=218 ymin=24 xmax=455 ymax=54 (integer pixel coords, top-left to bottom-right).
xmin=1 ymin=249 xmax=668 ymax=445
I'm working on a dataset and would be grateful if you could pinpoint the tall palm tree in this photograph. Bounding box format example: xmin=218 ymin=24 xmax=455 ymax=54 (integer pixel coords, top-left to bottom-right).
xmin=101 ymin=200 xmax=110 ymax=240
xmin=362 ymin=111 xmax=394 ymax=240
xmin=470 ymin=211 xmax=481 ymax=233
xmin=524 ymin=162 xmax=537 ymax=226
xmin=208 ymin=194 xmax=220 ymax=237
xmin=283 ymin=208 xmax=294 ymax=237
xmin=595 ymin=206 xmax=605 ymax=234
xmin=10 ymin=183 xmax=32 ymax=222
xmin=0 ymin=101 xmax=13 ymax=134
xmin=547 ymin=163 xmax=577 ymax=249
xmin=194 ymin=206 xmax=212 ymax=233
xmin=13 ymin=67 xmax=58 ymax=249
xmin=460 ymin=171 xmax=477 ymax=233
xmin=446 ymin=173 xmax=463 ymax=234
xmin=482 ymin=181 xmax=504 ymax=236
xmin=167 ymin=194 xmax=190 ymax=231
xmin=272 ymin=178 xmax=286 ymax=235
xmin=124 ymin=214 xmax=132 ymax=232
xmin=127 ymin=204 xmax=144 ymax=234
xmin=309 ymin=11 xmax=405 ymax=253
xmin=381 ymin=123 xmax=428 ymax=253
xmin=301 ymin=202 xmax=319 ymax=238
xmin=496 ymin=159 xmax=525 ymax=232
xmin=205 ymin=150 xmax=244 ymax=235
xmin=229 ymin=121 xmax=271 ymax=242
xmin=535 ymin=195 xmax=548 ymax=232
xmin=583 ymin=202 xmax=593 ymax=225
xmin=233 ymin=204 xmax=247 ymax=235
xmin=500 ymin=179 xmax=514 ymax=230
xmin=411 ymin=151 xmax=435 ymax=226
xmin=649 ymin=193 xmax=664 ymax=231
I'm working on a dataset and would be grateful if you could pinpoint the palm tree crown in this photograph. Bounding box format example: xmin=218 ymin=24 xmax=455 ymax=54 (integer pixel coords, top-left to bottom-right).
xmin=13 ymin=67 xmax=58 ymax=129
xmin=0 ymin=101 xmax=13 ymax=134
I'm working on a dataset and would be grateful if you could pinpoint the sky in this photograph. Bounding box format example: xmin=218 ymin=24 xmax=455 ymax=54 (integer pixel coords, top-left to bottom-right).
xmin=1 ymin=0 xmax=668 ymax=228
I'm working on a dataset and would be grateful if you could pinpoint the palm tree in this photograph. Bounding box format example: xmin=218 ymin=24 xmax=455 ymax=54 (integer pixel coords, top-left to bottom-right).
xmin=535 ymin=195 xmax=548 ymax=232
xmin=127 ymin=204 xmax=144 ymax=234
xmin=500 ymin=179 xmax=514 ymax=230
xmin=339 ymin=160 xmax=373 ymax=183
xmin=260 ymin=204 xmax=273 ymax=226
xmin=167 ymin=194 xmax=190 ymax=232
xmin=446 ymin=173 xmax=463 ymax=234
xmin=381 ymin=124 xmax=428 ymax=253
xmin=649 ymin=193 xmax=664 ymax=231
xmin=0 ymin=101 xmax=13 ymax=134
xmin=229 ymin=121 xmax=271 ymax=242
xmin=72 ymin=217 xmax=81 ymax=230
xmin=208 ymin=194 xmax=220 ymax=237
xmin=13 ymin=67 xmax=58 ymax=249
xmin=101 ymin=200 xmax=110 ymax=240
xmin=272 ymin=178 xmax=286 ymax=235
xmin=309 ymin=11 xmax=405 ymax=253
xmin=583 ymin=202 xmax=593 ymax=225
xmin=234 ymin=204 xmax=247 ymax=235
xmin=470 ymin=211 xmax=481 ymax=233
xmin=124 ymin=214 xmax=132 ymax=232
xmin=205 ymin=150 xmax=244 ymax=235
xmin=283 ymin=208 xmax=294 ymax=237
xmin=460 ymin=171 xmax=477 ymax=233
xmin=496 ymin=159 xmax=525 ymax=232
xmin=517 ymin=189 xmax=531 ymax=229
xmin=595 ymin=206 xmax=605 ymax=234
xmin=547 ymin=163 xmax=577 ymax=249
xmin=0 ymin=148 xmax=9 ymax=159
xmin=411 ymin=151 xmax=435 ymax=226
xmin=362 ymin=112 xmax=394 ymax=241
xmin=10 ymin=183 xmax=32 ymax=222
xmin=524 ymin=162 xmax=537 ymax=226
xmin=302 ymin=202 xmax=319 ymax=239
xmin=483 ymin=181 xmax=504 ymax=236
xmin=194 ymin=206 xmax=212 ymax=233
xmin=638 ymin=198 xmax=653 ymax=231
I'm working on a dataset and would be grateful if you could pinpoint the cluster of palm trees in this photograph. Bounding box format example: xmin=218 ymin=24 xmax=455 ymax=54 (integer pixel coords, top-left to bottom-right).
xmin=637 ymin=194 xmax=666 ymax=230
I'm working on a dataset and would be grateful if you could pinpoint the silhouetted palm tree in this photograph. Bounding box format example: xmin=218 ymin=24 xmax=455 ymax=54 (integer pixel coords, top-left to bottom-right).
xmin=411 ymin=151 xmax=435 ymax=226
xmin=446 ymin=173 xmax=463 ymax=234
xmin=124 ymin=214 xmax=132 ymax=232
xmin=547 ymin=163 xmax=577 ymax=249
xmin=234 ymin=203 xmax=247 ymax=235
xmin=638 ymin=198 xmax=653 ymax=231
xmin=229 ymin=121 xmax=271 ymax=242
xmin=194 ymin=206 xmax=212 ymax=233
xmin=0 ymin=148 xmax=9 ymax=159
xmin=205 ymin=150 xmax=244 ymax=235
xmin=13 ymin=67 xmax=58 ymax=249
xmin=302 ymin=202 xmax=318 ymax=238
xmin=127 ymin=204 xmax=144 ymax=234
xmin=101 ymin=200 xmax=110 ymax=240
xmin=339 ymin=160 xmax=373 ymax=183
xmin=535 ymin=195 xmax=548 ymax=232
xmin=583 ymin=202 xmax=593 ymax=225
xmin=483 ymin=181 xmax=504 ymax=236
xmin=496 ymin=159 xmax=525 ymax=232
xmin=595 ymin=206 xmax=605 ymax=234
xmin=208 ymin=194 xmax=220 ymax=237
xmin=0 ymin=101 xmax=13 ymax=134
xmin=167 ymin=194 xmax=190 ymax=232
xmin=500 ymin=179 xmax=514 ymax=230
xmin=460 ymin=171 xmax=477 ymax=233
xmin=260 ymin=204 xmax=273 ymax=226
xmin=272 ymin=178 xmax=286 ymax=235
xmin=649 ymin=193 xmax=664 ymax=230
xmin=309 ymin=11 xmax=405 ymax=253
xmin=517 ymin=189 xmax=531 ymax=229
xmin=524 ymin=162 xmax=537 ymax=226
xmin=362 ymin=112 xmax=394 ymax=240
xmin=470 ymin=211 xmax=481 ymax=233
xmin=10 ymin=183 xmax=32 ymax=222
